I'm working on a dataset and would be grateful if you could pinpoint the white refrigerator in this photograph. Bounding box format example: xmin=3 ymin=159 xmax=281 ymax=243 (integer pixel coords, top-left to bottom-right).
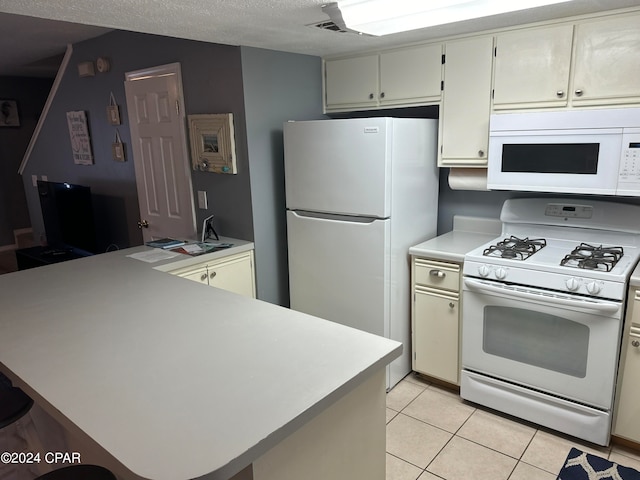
xmin=284 ymin=117 xmax=439 ymax=389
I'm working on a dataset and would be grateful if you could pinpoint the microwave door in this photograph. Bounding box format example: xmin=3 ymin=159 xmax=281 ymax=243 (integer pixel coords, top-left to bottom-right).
xmin=487 ymin=130 xmax=622 ymax=195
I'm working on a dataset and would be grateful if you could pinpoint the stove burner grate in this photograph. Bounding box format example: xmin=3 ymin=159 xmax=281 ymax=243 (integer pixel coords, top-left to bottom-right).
xmin=483 ymin=236 xmax=547 ymax=260
xmin=560 ymin=243 xmax=624 ymax=272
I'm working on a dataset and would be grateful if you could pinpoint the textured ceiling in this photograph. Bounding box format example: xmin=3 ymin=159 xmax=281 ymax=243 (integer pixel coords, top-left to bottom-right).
xmin=1 ymin=0 xmax=640 ymax=77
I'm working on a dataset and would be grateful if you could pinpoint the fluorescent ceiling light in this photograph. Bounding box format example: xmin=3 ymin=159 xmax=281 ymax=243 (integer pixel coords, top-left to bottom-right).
xmin=323 ymin=0 xmax=575 ymax=36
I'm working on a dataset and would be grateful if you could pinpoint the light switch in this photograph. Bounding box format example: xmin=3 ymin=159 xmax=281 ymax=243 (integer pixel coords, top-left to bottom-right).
xmin=197 ymin=190 xmax=208 ymax=210
xmin=32 ymin=175 xmax=38 ymax=187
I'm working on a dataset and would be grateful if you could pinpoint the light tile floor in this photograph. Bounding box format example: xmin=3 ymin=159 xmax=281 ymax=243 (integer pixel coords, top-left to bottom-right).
xmin=386 ymin=373 xmax=640 ymax=480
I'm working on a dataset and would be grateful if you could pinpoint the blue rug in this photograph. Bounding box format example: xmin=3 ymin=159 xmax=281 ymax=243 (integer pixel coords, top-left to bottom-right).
xmin=558 ymin=447 xmax=640 ymax=480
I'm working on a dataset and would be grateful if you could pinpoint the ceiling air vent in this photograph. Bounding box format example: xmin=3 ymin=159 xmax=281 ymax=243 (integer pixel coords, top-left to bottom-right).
xmin=308 ymin=20 xmax=349 ymax=33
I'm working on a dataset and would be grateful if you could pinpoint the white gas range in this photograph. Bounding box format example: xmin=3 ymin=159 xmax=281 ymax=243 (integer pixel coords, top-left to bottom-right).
xmin=460 ymin=198 xmax=640 ymax=446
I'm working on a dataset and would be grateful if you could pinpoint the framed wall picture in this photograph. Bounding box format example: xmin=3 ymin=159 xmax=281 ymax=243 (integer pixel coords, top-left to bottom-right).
xmin=66 ymin=110 xmax=94 ymax=165
xmin=188 ymin=113 xmax=237 ymax=174
xmin=0 ymin=100 xmax=20 ymax=127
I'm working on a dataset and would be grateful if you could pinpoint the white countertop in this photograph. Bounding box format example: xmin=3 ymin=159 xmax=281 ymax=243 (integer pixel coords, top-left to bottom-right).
xmin=0 ymin=240 xmax=401 ymax=480
xmin=409 ymin=216 xmax=502 ymax=262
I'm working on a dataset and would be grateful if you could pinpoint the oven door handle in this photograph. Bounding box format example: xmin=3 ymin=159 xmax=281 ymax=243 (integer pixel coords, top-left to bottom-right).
xmin=463 ymin=278 xmax=621 ymax=315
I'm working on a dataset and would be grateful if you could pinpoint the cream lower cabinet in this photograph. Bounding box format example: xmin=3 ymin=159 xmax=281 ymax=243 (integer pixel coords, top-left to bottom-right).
xmin=613 ymin=286 xmax=640 ymax=442
xmin=411 ymin=257 xmax=460 ymax=385
xmin=170 ymin=250 xmax=256 ymax=298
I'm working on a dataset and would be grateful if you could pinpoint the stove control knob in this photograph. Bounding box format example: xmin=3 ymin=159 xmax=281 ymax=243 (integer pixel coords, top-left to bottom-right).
xmin=495 ymin=267 xmax=508 ymax=280
xmin=586 ymin=281 xmax=603 ymax=295
xmin=478 ymin=265 xmax=491 ymax=277
xmin=565 ymin=277 xmax=581 ymax=291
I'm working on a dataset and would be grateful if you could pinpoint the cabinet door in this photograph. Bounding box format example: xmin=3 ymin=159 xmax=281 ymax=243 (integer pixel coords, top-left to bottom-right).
xmin=413 ymin=286 xmax=459 ymax=385
xmin=174 ymin=264 xmax=209 ymax=285
xmin=493 ymin=25 xmax=574 ymax=109
xmin=613 ymin=289 xmax=640 ymax=442
xmin=379 ymin=44 xmax=442 ymax=106
xmin=572 ymin=14 xmax=640 ymax=106
xmin=324 ymin=55 xmax=379 ymax=111
xmin=208 ymin=251 xmax=255 ymax=298
xmin=440 ymin=36 xmax=493 ymax=167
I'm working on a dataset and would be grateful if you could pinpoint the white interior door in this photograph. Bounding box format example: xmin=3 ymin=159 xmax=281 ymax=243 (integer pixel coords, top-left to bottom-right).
xmin=287 ymin=210 xmax=389 ymax=337
xmin=125 ymin=63 xmax=196 ymax=242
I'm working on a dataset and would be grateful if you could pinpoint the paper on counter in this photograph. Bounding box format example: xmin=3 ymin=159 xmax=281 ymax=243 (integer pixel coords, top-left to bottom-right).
xmin=127 ymin=249 xmax=180 ymax=263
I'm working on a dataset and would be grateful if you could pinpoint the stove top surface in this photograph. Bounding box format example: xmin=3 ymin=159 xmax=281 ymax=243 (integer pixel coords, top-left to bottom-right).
xmin=467 ymin=234 xmax=639 ymax=280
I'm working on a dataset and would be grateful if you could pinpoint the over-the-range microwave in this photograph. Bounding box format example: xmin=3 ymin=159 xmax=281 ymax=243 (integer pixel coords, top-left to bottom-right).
xmin=487 ymin=107 xmax=640 ymax=196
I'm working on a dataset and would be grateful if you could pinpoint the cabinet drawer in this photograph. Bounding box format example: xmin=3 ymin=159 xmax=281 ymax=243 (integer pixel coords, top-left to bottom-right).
xmin=414 ymin=258 xmax=460 ymax=291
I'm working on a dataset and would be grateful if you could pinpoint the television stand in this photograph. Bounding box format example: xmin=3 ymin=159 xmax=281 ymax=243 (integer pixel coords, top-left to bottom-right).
xmin=16 ymin=246 xmax=93 ymax=270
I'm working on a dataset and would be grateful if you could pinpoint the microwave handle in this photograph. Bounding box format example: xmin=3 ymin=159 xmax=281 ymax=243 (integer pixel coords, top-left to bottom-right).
xmin=463 ymin=278 xmax=620 ymax=315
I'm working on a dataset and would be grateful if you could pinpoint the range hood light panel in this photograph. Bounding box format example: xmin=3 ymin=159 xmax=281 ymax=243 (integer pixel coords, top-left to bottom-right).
xmin=328 ymin=0 xmax=576 ymax=36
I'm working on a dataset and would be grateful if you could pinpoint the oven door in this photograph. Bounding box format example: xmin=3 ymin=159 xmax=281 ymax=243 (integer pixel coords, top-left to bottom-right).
xmin=462 ymin=277 xmax=623 ymax=410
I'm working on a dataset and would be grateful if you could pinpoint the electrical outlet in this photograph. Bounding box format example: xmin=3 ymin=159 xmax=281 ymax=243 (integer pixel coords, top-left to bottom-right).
xmin=41 ymin=175 xmax=48 ymax=181
xmin=197 ymin=190 xmax=208 ymax=210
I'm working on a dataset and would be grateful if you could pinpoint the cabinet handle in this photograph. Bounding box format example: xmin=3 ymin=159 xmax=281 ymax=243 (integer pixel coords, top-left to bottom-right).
xmin=556 ymin=90 xmax=564 ymax=98
xmin=209 ymin=271 xmax=217 ymax=279
xmin=200 ymin=273 xmax=207 ymax=282
xmin=380 ymin=92 xmax=385 ymax=99
xmin=429 ymin=269 xmax=446 ymax=278
xmin=632 ymin=340 xmax=640 ymax=348
xmin=449 ymin=302 xmax=455 ymax=309
xmin=575 ymin=89 xmax=584 ymax=97
xmin=478 ymin=150 xmax=485 ymax=157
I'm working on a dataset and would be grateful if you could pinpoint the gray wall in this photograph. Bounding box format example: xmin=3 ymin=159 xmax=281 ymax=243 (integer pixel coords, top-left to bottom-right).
xmin=437 ymin=168 xmax=640 ymax=234
xmin=240 ymin=47 xmax=326 ymax=306
xmin=22 ymin=30 xmax=254 ymax=252
xmin=0 ymin=77 xmax=52 ymax=246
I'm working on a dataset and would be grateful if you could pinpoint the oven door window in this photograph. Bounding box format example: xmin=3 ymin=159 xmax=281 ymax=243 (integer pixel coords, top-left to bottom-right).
xmin=483 ymin=306 xmax=589 ymax=378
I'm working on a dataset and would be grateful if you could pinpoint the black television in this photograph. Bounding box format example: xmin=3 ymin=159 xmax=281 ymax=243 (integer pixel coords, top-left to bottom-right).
xmin=37 ymin=180 xmax=97 ymax=255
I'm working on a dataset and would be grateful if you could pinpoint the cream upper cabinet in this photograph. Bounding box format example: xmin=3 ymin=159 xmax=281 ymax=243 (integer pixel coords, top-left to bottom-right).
xmin=571 ymin=13 xmax=640 ymax=106
xmin=379 ymin=44 xmax=442 ymax=107
xmin=613 ymin=286 xmax=640 ymax=442
xmin=324 ymin=55 xmax=379 ymax=111
xmin=324 ymin=44 xmax=442 ymax=112
xmin=439 ymin=36 xmax=494 ymax=167
xmin=492 ymin=24 xmax=574 ymax=109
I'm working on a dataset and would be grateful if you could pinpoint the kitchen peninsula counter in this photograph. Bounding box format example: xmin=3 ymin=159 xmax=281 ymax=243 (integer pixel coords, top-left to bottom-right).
xmin=0 ymin=243 xmax=400 ymax=480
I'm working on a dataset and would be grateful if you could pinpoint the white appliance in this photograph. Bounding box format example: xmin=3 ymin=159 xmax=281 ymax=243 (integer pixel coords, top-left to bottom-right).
xmin=461 ymin=198 xmax=640 ymax=446
xmin=487 ymin=107 xmax=640 ymax=196
xmin=284 ymin=117 xmax=439 ymax=389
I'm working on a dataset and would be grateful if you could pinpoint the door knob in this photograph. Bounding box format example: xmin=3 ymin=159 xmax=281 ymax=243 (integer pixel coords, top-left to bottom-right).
xmin=632 ymin=340 xmax=640 ymax=348
xmin=137 ymin=220 xmax=149 ymax=229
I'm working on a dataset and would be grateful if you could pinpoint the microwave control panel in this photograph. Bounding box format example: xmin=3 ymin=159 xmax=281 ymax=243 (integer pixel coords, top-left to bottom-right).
xmin=617 ymin=129 xmax=640 ymax=196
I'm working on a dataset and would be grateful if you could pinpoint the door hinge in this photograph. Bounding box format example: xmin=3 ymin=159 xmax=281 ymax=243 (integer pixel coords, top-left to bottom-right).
xmin=494 ymin=46 xmax=497 ymax=57
xmin=175 ymin=100 xmax=180 ymax=116
xmin=441 ymin=54 xmax=445 ymax=65
xmin=492 ymin=89 xmax=495 ymax=99
xmin=441 ymin=80 xmax=444 ymax=91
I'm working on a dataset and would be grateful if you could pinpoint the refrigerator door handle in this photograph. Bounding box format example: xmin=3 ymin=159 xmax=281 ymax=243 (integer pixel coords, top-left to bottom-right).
xmin=290 ymin=210 xmax=384 ymax=223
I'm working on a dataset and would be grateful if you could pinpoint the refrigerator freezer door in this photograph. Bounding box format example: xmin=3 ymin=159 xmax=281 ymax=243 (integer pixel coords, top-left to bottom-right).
xmin=284 ymin=118 xmax=391 ymax=218
xmin=287 ymin=210 xmax=389 ymax=337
